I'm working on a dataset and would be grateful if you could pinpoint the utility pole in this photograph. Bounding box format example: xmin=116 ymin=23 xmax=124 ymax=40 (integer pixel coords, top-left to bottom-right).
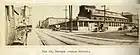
xmin=64 ymin=5 xmax=68 ymax=32
xmin=101 ymin=5 xmax=106 ymax=24
xmin=69 ymin=5 xmax=72 ymax=32
xmin=136 ymin=8 xmax=139 ymax=35
xmin=136 ymin=8 xmax=139 ymax=24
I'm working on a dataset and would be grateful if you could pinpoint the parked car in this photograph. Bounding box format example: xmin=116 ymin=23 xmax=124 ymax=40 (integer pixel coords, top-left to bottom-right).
xmin=52 ymin=25 xmax=60 ymax=31
xmin=130 ymin=26 xmax=138 ymax=32
xmin=93 ymin=24 xmax=108 ymax=32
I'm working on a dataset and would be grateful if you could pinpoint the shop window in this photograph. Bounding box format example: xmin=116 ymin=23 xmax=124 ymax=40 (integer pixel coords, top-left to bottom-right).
xmin=84 ymin=22 xmax=88 ymax=27
xmin=73 ymin=22 xmax=77 ymax=26
xmin=79 ymin=21 xmax=83 ymax=27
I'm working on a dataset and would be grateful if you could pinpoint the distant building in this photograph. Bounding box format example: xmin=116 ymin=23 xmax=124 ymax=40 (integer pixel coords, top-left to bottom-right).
xmin=132 ymin=15 xmax=139 ymax=24
xmin=41 ymin=17 xmax=68 ymax=28
xmin=122 ymin=12 xmax=138 ymax=25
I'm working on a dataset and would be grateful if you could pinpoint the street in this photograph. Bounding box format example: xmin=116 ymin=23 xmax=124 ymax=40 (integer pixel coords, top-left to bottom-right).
xmin=27 ymin=28 xmax=138 ymax=45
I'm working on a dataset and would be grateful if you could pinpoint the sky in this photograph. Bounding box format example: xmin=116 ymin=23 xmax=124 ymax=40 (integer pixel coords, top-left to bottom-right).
xmin=30 ymin=4 xmax=140 ymax=27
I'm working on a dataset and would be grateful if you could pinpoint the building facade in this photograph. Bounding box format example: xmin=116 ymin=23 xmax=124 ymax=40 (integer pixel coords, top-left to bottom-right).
xmin=40 ymin=17 xmax=68 ymax=28
xmin=76 ymin=5 xmax=129 ymax=32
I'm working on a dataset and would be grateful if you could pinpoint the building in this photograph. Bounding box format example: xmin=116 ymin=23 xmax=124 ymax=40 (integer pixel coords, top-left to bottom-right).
xmin=122 ymin=12 xmax=139 ymax=25
xmin=40 ymin=17 xmax=68 ymax=28
xmin=132 ymin=15 xmax=139 ymax=24
xmin=42 ymin=5 xmax=131 ymax=32
xmin=76 ymin=5 xmax=129 ymax=32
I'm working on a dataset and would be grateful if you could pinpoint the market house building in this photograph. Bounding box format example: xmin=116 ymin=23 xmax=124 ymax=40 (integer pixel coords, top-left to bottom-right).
xmin=42 ymin=5 xmax=131 ymax=32
xmin=76 ymin=5 xmax=129 ymax=32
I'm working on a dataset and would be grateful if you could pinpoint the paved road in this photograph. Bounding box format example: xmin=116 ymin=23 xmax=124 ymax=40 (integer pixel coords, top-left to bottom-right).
xmin=27 ymin=28 xmax=138 ymax=45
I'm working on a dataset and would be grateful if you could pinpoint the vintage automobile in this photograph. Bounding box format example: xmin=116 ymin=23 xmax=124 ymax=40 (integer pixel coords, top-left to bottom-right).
xmin=130 ymin=26 xmax=139 ymax=32
xmin=118 ymin=24 xmax=128 ymax=31
xmin=52 ymin=25 xmax=60 ymax=31
xmin=93 ymin=24 xmax=108 ymax=32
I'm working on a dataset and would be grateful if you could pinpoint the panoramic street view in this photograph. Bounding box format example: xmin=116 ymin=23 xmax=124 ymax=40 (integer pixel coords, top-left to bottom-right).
xmin=5 ymin=5 xmax=139 ymax=45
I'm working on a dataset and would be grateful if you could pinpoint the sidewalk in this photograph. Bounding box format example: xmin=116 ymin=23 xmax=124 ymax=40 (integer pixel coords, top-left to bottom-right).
xmin=27 ymin=30 xmax=42 ymax=45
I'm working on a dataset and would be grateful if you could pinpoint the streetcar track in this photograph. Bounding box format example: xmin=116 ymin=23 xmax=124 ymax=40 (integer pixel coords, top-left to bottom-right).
xmin=48 ymin=30 xmax=138 ymax=44
xmin=38 ymin=30 xmax=75 ymax=45
xmin=41 ymin=30 xmax=100 ymax=45
xmin=37 ymin=29 xmax=137 ymax=45
xmin=34 ymin=29 xmax=48 ymax=45
xmin=43 ymin=30 xmax=137 ymax=45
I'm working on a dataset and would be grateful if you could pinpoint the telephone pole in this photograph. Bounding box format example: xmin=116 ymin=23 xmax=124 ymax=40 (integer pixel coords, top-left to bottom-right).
xmin=64 ymin=5 xmax=68 ymax=32
xmin=136 ymin=8 xmax=139 ymax=35
xmin=69 ymin=5 xmax=72 ymax=32
xmin=101 ymin=5 xmax=106 ymax=24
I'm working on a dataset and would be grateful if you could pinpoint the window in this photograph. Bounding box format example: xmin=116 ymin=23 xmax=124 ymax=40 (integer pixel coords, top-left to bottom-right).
xmin=73 ymin=22 xmax=77 ymax=26
xmin=94 ymin=17 xmax=97 ymax=20
xmin=84 ymin=22 xmax=88 ymax=27
xmin=94 ymin=25 xmax=97 ymax=27
xmin=109 ymin=23 xmax=111 ymax=26
xmin=108 ymin=18 xmax=111 ymax=20
xmin=120 ymin=20 xmax=122 ymax=22
xmin=79 ymin=21 xmax=83 ymax=27
xmin=115 ymin=19 xmax=117 ymax=21
xmin=99 ymin=18 xmax=102 ymax=20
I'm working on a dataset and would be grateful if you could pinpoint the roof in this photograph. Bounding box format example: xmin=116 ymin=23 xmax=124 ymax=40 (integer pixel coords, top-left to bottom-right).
xmin=80 ymin=5 xmax=96 ymax=8
xmin=95 ymin=9 xmax=119 ymax=14
xmin=122 ymin=12 xmax=133 ymax=15
xmin=49 ymin=19 xmax=130 ymax=26
xmin=92 ymin=13 xmax=127 ymax=19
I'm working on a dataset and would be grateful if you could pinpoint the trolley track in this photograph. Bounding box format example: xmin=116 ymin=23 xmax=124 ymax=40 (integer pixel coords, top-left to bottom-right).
xmin=34 ymin=29 xmax=137 ymax=45
xmin=40 ymin=30 xmax=100 ymax=45
xmin=42 ymin=30 xmax=138 ymax=45
xmin=34 ymin=30 xmax=48 ymax=45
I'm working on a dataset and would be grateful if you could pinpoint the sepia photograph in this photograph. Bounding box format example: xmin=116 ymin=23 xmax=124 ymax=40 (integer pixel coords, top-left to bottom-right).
xmin=5 ymin=4 xmax=139 ymax=46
